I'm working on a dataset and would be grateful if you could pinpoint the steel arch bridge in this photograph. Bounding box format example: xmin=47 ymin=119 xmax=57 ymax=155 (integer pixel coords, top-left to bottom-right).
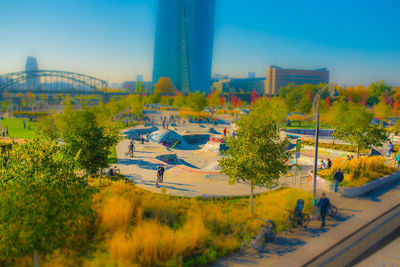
xmin=0 ymin=70 xmax=108 ymax=93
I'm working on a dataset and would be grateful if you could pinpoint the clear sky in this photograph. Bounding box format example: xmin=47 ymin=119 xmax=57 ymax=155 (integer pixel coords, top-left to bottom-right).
xmin=0 ymin=0 xmax=399 ymax=86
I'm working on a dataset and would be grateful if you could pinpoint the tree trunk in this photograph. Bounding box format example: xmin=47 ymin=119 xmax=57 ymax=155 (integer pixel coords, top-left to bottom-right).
xmin=34 ymin=250 xmax=39 ymax=267
xmin=357 ymin=145 xmax=360 ymax=159
xmin=250 ymin=179 xmax=254 ymax=216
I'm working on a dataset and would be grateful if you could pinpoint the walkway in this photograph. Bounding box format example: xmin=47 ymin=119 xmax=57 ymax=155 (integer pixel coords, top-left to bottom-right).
xmin=213 ymin=180 xmax=400 ymax=266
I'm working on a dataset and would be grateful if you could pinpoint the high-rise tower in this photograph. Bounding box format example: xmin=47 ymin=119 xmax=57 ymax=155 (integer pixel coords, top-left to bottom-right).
xmin=152 ymin=0 xmax=215 ymax=94
xmin=25 ymin=56 xmax=40 ymax=89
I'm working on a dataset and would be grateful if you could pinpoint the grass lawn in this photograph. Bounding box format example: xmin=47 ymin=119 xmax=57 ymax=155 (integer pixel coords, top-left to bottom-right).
xmin=281 ymin=123 xmax=334 ymax=130
xmin=301 ymin=140 xmax=372 ymax=154
xmin=108 ymin=145 xmax=118 ymax=164
xmin=0 ymin=118 xmax=38 ymax=140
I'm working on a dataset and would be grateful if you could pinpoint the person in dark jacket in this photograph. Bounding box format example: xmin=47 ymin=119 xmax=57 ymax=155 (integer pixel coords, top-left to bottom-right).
xmin=159 ymin=164 xmax=165 ymax=182
xmin=327 ymin=158 xmax=332 ymax=169
xmin=317 ymin=193 xmax=330 ymax=228
xmin=333 ymin=168 xmax=344 ymax=193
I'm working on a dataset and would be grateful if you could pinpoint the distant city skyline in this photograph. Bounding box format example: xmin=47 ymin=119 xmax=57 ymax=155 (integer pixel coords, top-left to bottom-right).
xmin=0 ymin=0 xmax=400 ymax=86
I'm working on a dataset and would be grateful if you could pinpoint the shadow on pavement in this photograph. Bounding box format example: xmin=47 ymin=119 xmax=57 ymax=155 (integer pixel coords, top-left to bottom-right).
xmin=261 ymin=237 xmax=306 ymax=256
xmin=118 ymin=158 xmax=160 ymax=170
xmin=126 ymin=175 xmax=197 ymax=193
xmin=357 ymin=180 xmax=400 ymax=202
xmin=178 ymin=159 xmax=200 ymax=169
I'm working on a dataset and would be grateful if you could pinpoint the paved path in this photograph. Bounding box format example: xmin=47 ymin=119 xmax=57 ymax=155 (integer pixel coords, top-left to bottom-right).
xmin=355 ymin=235 xmax=400 ymax=267
xmin=213 ymin=180 xmax=400 ymax=266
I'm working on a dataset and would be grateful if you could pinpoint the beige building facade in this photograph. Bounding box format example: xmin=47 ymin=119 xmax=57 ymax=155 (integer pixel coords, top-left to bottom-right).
xmin=265 ymin=65 xmax=329 ymax=95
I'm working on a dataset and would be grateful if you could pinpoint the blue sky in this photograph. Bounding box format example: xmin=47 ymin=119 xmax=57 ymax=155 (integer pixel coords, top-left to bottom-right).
xmin=0 ymin=0 xmax=399 ymax=85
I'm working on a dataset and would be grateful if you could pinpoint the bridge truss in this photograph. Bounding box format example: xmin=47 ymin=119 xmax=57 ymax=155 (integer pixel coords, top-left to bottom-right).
xmin=0 ymin=70 xmax=108 ymax=93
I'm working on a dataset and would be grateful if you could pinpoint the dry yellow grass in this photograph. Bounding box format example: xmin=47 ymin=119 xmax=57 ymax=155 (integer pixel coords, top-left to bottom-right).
xmin=18 ymin=179 xmax=312 ymax=267
xmin=101 ymin=196 xmax=134 ymax=231
xmin=319 ymin=156 xmax=397 ymax=187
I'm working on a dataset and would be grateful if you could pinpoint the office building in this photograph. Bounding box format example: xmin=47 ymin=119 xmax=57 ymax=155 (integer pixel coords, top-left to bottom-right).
xmin=212 ymin=78 xmax=265 ymax=94
xmin=25 ymin=56 xmax=40 ymax=90
xmin=152 ymin=0 xmax=216 ymax=93
xmin=136 ymin=75 xmax=143 ymax=82
xmin=265 ymin=65 xmax=329 ymax=95
xmin=123 ymin=81 xmax=136 ymax=93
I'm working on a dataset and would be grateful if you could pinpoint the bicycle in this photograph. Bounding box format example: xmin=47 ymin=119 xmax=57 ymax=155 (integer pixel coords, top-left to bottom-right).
xmin=284 ymin=209 xmax=310 ymax=232
xmin=328 ymin=203 xmax=338 ymax=217
xmin=124 ymin=147 xmax=134 ymax=158
xmin=112 ymin=166 xmax=120 ymax=175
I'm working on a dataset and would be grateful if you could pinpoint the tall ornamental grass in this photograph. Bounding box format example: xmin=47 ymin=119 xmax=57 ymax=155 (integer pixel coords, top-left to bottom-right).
xmin=14 ymin=179 xmax=312 ymax=267
xmin=318 ymin=156 xmax=397 ymax=187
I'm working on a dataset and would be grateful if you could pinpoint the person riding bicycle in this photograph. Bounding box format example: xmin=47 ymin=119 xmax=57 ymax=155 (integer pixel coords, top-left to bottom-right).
xmin=127 ymin=138 xmax=135 ymax=154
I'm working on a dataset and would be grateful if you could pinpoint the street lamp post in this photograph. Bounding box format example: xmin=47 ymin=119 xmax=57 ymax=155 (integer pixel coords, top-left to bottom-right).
xmin=312 ymin=84 xmax=338 ymax=206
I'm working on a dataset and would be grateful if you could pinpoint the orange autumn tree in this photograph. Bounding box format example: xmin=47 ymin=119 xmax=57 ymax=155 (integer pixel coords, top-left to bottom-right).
xmin=154 ymin=77 xmax=176 ymax=95
xmin=393 ymin=100 xmax=400 ymax=116
xmin=236 ymin=98 xmax=242 ymax=107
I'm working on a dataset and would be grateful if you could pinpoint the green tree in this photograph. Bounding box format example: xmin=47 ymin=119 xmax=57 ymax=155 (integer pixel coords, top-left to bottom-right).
xmin=135 ymin=81 xmax=145 ymax=94
xmin=368 ymin=80 xmax=392 ymax=99
xmin=297 ymin=94 xmax=312 ymax=114
xmin=250 ymin=97 xmax=288 ymax=123
xmin=0 ymin=141 xmax=94 ymax=266
xmin=188 ymin=91 xmax=207 ymax=112
xmin=373 ymin=98 xmax=393 ymax=120
xmin=59 ymin=109 xmax=120 ymax=175
xmin=36 ymin=115 xmax=58 ymax=141
xmin=330 ymin=101 xmax=388 ymax=157
xmin=127 ymin=94 xmax=143 ymax=116
xmin=208 ymin=90 xmax=221 ymax=107
xmin=218 ymin=116 xmax=290 ymax=215
xmin=173 ymin=93 xmax=187 ymax=107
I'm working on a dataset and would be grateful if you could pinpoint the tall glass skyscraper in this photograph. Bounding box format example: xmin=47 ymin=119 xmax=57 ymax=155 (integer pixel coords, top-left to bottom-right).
xmin=152 ymin=0 xmax=215 ymax=94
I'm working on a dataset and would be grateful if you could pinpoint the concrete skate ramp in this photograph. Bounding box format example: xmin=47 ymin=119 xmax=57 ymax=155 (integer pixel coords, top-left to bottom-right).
xmin=148 ymin=129 xmax=189 ymax=148
xmin=202 ymin=141 xmax=221 ymax=153
xmin=125 ymin=126 xmax=158 ymax=137
xmin=182 ymin=134 xmax=210 ymax=145
xmin=155 ymin=154 xmax=180 ymax=165
xmin=207 ymin=127 xmax=220 ymax=134
xmin=203 ymin=160 xmax=221 ymax=171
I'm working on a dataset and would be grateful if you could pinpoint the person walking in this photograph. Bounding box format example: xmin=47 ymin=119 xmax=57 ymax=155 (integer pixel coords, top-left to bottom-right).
xmin=223 ymin=128 xmax=227 ymax=137
xmin=387 ymin=141 xmax=394 ymax=157
xmin=317 ymin=193 xmax=330 ymax=228
xmin=232 ymin=130 xmax=236 ymax=138
xmin=156 ymin=166 xmax=163 ymax=186
xmin=396 ymin=153 xmax=400 ymax=168
xmin=320 ymin=160 xmax=326 ymax=170
xmin=333 ymin=168 xmax=344 ymax=193
xmin=159 ymin=164 xmax=165 ymax=182
xmin=327 ymin=158 xmax=332 ymax=169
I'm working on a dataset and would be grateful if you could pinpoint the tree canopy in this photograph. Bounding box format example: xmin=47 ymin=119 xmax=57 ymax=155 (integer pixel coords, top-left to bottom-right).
xmin=154 ymin=77 xmax=176 ymax=95
xmin=187 ymin=91 xmax=207 ymax=112
xmin=219 ymin=115 xmax=290 ymax=214
xmin=0 ymin=140 xmax=94 ymax=262
xmin=330 ymin=101 xmax=388 ymax=156
xmin=250 ymin=97 xmax=288 ymax=123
